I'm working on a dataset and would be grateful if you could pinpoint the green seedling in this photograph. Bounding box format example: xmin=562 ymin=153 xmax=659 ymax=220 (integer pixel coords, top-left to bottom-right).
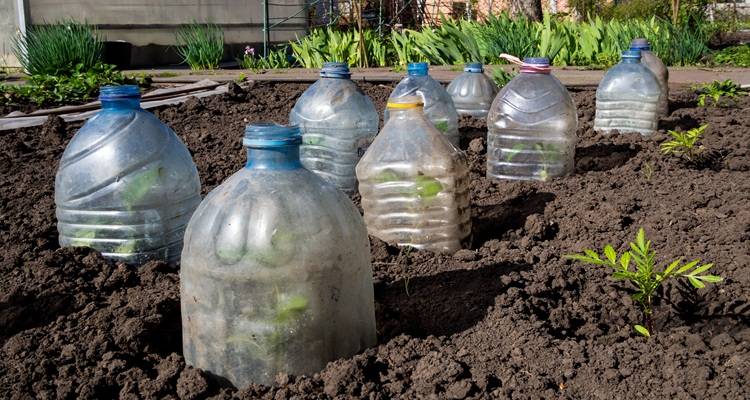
xmin=660 ymin=124 xmax=707 ymax=162
xmin=414 ymin=174 xmax=443 ymax=200
xmin=121 ymin=166 xmax=163 ymax=210
xmin=433 ymin=120 xmax=450 ymax=134
xmin=534 ymin=142 xmax=561 ymax=182
xmin=565 ymin=228 xmax=722 ymax=337
xmin=505 ymin=143 xmax=526 ymax=162
xmin=695 ymin=80 xmax=746 ymax=107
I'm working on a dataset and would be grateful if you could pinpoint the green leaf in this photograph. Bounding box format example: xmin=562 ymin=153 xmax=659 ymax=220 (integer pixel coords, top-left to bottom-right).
xmin=415 ymin=175 xmax=443 ymax=200
xmin=603 ymin=244 xmax=616 ymax=264
xmin=274 ymin=295 xmax=309 ymax=324
xmin=689 ymin=262 xmax=714 ymax=275
xmin=662 ymin=259 xmax=681 ymax=278
xmin=687 ymin=276 xmax=705 ymax=289
xmin=676 ymin=259 xmax=700 ymax=274
xmin=433 ymin=120 xmax=449 ymax=133
xmin=583 ymin=249 xmax=601 ymax=261
xmin=619 ymin=252 xmax=631 ymax=271
xmin=695 ymin=275 xmax=723 ymax=283
xmin=634 ymin=324 xmax=650 ymax=337
xmin=635 ymin=228 xmax=647 ymax=251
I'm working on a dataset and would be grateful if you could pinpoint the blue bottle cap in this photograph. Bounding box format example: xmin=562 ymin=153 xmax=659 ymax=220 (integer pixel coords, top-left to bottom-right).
xmin=320 ymin=62 xmax=351 ymax=78
xmin=464 ymin=63 xmax=483 ymax=73
xmin=630 ymin=38 xmax=651 ymax=51
xmin=622 ymin=50 xmax=642 ymax=60
xmin=99 ymin=85 xmax=140 ymax=100
xmin=243 ymin=122 xmax=302 ymax=148
xmin=523 ymin=57 xmax=550 ymax=67
xmin=407 ymin=62 xmax=429 ymax=76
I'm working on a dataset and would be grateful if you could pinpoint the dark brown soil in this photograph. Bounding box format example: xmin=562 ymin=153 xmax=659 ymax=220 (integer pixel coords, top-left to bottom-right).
xmin=1 ymin=81 xmax=749 ymax=399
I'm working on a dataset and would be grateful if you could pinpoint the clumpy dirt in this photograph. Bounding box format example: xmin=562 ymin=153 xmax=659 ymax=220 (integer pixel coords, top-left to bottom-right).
xmin=1 ymin=81 xmax=748 ymax=399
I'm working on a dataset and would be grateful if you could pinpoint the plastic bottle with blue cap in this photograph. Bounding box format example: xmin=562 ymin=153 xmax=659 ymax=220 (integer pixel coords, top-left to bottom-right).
xmin=446 ymin=62 xmax=498 ymax=118
xmin=594 ymin=50 xmax=661 ymax=136
xmin=386 ymin=62 xmax=460 ymax=145
xmin=486 ymin=56 xmax=578 ymax=181
xmin=289 ymin=62 xmax=378 ymax=193
xmin=54 ymin=85 xmax=201 ymax=264
xmin=630 ymin=38 xmax=669 ymax=117
xmin=357 ymin=96 xmax=471 ymax=254
xmin=180 ymin=122 xmax=376 ymax=388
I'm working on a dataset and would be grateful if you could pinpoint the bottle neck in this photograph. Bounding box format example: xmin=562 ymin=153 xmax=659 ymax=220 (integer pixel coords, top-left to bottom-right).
xmin=101 ymin=98 xmax=141 ymax=110
xmin=245 ymin=145 xmax=302 ymax=170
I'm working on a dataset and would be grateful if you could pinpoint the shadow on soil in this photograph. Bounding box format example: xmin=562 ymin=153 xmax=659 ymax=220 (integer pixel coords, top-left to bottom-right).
xmin=471 ymin=191 xmax=556 ymax=246
xmin=575 ymin=143 xmax=641 ymax=173
xmin=375 ymin=262 xmax=530 ymax=341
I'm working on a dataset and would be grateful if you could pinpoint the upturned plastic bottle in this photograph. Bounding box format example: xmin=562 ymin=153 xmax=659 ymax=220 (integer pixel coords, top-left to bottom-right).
xmin=486 ymin=57 xmax=577 ymax=182
xmin=55 ymin=85 xmax=201 ymax=264
xmin=386 ymin=62 xmax=459 ymax=146
xmin=357 ymin=96 xmax=471 ymax=254
xmin=446 ymin=62 xmax=498 ymax=118
xmin=630 ymin=38 xmax=669 ymax=117
xmin=289 ymin=62 xmax=378 ymax=194
xmin=594 ymin=50 xmax=661 ymax=136
xmin=180 ymin=123 xmax=376 ymax=388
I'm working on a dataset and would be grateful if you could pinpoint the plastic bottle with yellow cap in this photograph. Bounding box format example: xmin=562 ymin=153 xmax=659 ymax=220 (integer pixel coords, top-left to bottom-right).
xmin=356 ymin=96 xmax=471 ymax=254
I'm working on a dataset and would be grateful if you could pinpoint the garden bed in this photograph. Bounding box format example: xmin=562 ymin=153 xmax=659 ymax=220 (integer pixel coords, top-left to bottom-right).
xmin=0 ymin=82 xmax=748 ymax=399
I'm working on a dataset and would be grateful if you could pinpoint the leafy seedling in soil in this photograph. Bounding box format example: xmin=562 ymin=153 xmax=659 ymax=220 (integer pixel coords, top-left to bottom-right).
xmin=565 ymin=228 xmax=722 ymax=337
xmin=694 ymin=80 xmax=747 ymax=107
xmin=660 ymin=124 xmax=707 ymax=163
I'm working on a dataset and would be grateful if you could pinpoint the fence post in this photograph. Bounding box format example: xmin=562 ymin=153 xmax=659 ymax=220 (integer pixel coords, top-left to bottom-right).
xmin=263 ymin=0 xmax=270 ymax=57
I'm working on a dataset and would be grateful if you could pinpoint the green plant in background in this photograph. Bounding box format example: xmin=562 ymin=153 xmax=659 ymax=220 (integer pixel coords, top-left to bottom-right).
xmin=239 ymin=45 xmax=291 ymax=71
xmin=490 ymin=67 xmax=516 ymax=87
xmin=565 ymin=228 xmax=722 ymax=337
xmin=711 ymin=45 xmax=750 ymax=68
xmin=0 ymin=63 xmax=127 ymax=106
xmin=12 ymin=20 xmax=103 ymax=76
xmin=695 ymin=79 xmax=746 ymax=106
xmin=660 ymin=124 xmax=708 ymax=162
xmin=176 ymin=22 xmax=224 ymax=70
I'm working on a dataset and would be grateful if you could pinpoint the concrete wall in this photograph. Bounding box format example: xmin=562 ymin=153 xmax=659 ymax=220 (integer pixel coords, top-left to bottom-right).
xmin=14 ymin=0 xmax=307 ymax=66
xmin=1 ymin=0 xmax=22 ymax=67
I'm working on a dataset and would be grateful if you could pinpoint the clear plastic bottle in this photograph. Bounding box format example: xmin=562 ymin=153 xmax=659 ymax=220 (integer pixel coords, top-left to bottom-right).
xmin=180 ymin=123 xmax=376 ymax=388
xmin=357 ymin=96 xmax=471 ymax=254
xmin=55 ymin=85 xmax=201 ymax=264
xmin=594 ymin=50 xmax=661 ymax=136
xmin=486 ymin=57 xmax=577 ymax=182
xmin=630 ymin=38 xmax=669 ymax=117
xmin=386 ymin=62 xmax=459 ymax=146
xmin=446 ymin=62 xmax=498 ymax=118
xmin=289 ymin=62 xmax=379 ymax=194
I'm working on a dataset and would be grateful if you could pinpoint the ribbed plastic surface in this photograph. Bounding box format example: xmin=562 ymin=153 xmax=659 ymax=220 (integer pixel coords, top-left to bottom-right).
xmin=357 ymin=97 xmax=471 ymax=253
xmin=55 ymin=85 xmax=201 ymax=264
xmin=446 ymin=65 xmax=498 ymax=118
xmin=486 ymin=71 xmax=577 ymax=181
xmin=181 ymin=123 xmax=376 ymax=387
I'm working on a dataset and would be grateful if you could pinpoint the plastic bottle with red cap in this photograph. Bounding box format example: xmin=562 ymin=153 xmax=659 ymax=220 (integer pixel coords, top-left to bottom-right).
xmin=486 ymin=57 xmax=578 ymax=182
xmin=180 ymin=122 xmax=376 ymax=387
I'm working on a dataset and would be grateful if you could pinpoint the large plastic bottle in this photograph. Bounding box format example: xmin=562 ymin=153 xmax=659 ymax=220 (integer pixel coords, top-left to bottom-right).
xmin=289 ymin=62 xmax=378 ymax=194
xmin=357 ymin=96 xmax=471 ymax=254
xmin=486 ymin=57 xmax=577 ymax=182
xmin=446 ymin=62 xmax=498 ymax=118
xmin=594 ymin=50 xmax=661 ymax=136
xmin=180 ymin=123 xmax=376 ymax=388
xmin=55 ymin=85 xmax=201 ymax=264
xmin=386 ymin=62 xmax=459 ymax=146
xmin=630 ymin=38 xmax=669 ymax=117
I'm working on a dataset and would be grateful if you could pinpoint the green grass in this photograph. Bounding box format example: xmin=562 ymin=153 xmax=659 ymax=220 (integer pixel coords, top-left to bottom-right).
xmin=176 ymin=23 xmax=224 ymax=70
xmin=711 ymin=45 xmax=750 ymax=68
xmin=12 ymin=20 xmax=103 ymax=76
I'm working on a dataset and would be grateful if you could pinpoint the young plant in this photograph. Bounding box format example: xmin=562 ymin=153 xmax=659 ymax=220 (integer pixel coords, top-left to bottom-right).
xmin=565 ymin=228 xmax=721 ymax=336
xmin=176 ymin=23 xmax=224 ymax=70
xmin=12 ymin=20 xmax=103 ymax=76
xmin=660 ymin=124 xmax=707 ymax=162
xmin=695 ymin=80 xmax=746 ymax=107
